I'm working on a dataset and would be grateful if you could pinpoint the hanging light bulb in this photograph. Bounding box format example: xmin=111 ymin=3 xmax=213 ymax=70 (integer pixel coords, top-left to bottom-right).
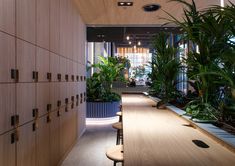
xmin=138 ymin=41 xmax=141 ymax=46
xmin=128 ymin=41 xmax=132 ymax=45
xmin=126 ymin=36 xmax=130 ymax=40
xmin=134 ymin=45 xmax=137 ymax=49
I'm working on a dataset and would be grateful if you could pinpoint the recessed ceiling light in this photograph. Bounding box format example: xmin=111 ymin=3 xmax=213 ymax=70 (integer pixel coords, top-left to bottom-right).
xmin=126 ymin=36 xmax=130 ymax=40
xmin=129 ymin=41 xmax=132 ymax=45
xmin=138 ymin=41 xmax=141 ymax=46
xmin=118 ymin=2 xmax=133 ymax=7
xmin=143 ymin=4 xmax=161 ymax=12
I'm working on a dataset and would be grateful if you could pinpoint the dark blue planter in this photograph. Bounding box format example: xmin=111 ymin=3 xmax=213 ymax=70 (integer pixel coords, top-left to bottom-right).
xmin=86 ymin=101 xmax=120 ymax=118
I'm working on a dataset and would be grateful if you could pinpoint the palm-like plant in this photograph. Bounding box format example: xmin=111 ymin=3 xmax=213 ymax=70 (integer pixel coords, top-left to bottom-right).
xmin=150 ymin=32 xmax=181 ymax=107
xmin=166 ymin=0 xmax=235 ymax=121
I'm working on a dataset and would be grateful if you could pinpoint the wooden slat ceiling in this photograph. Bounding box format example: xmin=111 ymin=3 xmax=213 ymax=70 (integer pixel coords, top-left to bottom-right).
xmin=74 ymin=0 xmax=220 ymax=26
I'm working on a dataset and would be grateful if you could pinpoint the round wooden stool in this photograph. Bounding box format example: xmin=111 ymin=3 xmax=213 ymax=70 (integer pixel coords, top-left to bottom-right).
xmin=116 ymin=111 xmax=122 ymax=122
xmin=106 ymin=145 xmax=124 ymax=166
xmin=112 ymin=122 xmax=123 ymax=145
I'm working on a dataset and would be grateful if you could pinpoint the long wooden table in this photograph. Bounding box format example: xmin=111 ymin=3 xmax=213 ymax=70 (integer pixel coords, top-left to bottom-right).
xmin=122 ymin=94 xmax=235 ymax=166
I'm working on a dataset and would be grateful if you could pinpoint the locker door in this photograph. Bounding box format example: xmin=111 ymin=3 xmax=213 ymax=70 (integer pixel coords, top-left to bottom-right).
xmin=16 ymin=39 xmax=36 ymax=83
xmin=50 ymin=0 xmax=60 ymax=54
xmin=36 ymin=0 xmax=50 ymax=49
xmin=0 ymin=0 xmax=15 ymax=35
xmin=50 ymin=82 xmax=60 ymax=111
xmin=50 ymin=52 xmax=60 ymax=82
xmin=36 ymin=116 xmax=50 ymax=166
xmin=17 ymin=122 xmax=36 ymax=166
xmin=0 ymin=131 xmax=16 ymax=166
xmin=16 ymin=0 xmax=36 ymax=43
xmin=36 ymin=47 xmax=50 ymax=82
xmin=50 ymin=111 xmax=61 ymax=166
xmin=0 ymin=84 xmax=15 ymax=134
xmin=36 ymin=83 xmax=50 ymax=117
xmin=16 ymin=83 xmax=36 ymax=125
xmin=0 ymin=32 xmax=15 ymax=83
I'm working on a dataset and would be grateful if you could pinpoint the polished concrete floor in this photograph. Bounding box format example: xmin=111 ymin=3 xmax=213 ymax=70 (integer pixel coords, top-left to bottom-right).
xmin=61 ymin=124 xmax=122 ymax=166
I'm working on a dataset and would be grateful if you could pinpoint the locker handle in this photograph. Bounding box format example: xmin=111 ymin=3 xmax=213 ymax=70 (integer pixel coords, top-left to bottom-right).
xmin=80 ymin=76 xmax=83 ymax=81
xmin=47 ymin=104 xmax=52 ymax=112
xmin=71 ymin=103 xmax=74 ymax=109
xmin=32 ymin=71 xmax=38 ymax=82
xmin=47 ymin=72 xmax=52 ymax=81
xmin=71 ymin=96 xmax=74 ymax=102
xmin=57 ymin=110 xmax=61 ymax=117
xmin=76 ymin=75 xmax=79 ymax=81
xmin=65 ymin=106 xmax=68 ymax=112
xmin=65 ymin=98 xmax=69 ymax=104
xmin=11 ymin=132 xmax=15 ymax=144
xmin=47 ymin=115 xmax=51 ymax=123
xmin=71 ymin=75 xmax=74 ymax=81
xmin=84 ymin=76 xmax=86 ymax=81
xmin=11 ymin=115 xmax=19 ymax=126
xmin=10 ymin=130 xmax=19 ymax=144
xmin=32 ymin=108 xmax=39 ymax=118
xmin=65 ymin=74 xmax=69 ymax=81
xmin=57 ymin=74 xmax=61 ymax=81
xmin=57 ymin=100 xmax=61 ymax=107
xmin=11 ymin=69 xmax=19 ymax=82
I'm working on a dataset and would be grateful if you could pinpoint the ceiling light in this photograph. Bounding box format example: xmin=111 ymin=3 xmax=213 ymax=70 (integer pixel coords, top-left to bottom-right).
xmin=129 ymin=41 xmax=132 ymax=44
xmin=138 ymin=41 xmax=141 ymax=46
xmin=118 ymin=2 xmax=133 ymax=6
xmin=126 ymin=36 xmax=130 ymax=40
xmin=134 ymin=45 xmax=136 ymax=49
xmin=143 ymin=4 xmax=161 ymax=12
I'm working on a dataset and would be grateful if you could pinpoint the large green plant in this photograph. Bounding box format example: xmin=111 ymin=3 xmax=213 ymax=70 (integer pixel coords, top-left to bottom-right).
xmin=167 ymin=0 xmax=235 ymax=121
xmin=87 ymin=56 xmax=125 ymax=102
xmin=150 ymin=32 xmax=181 ymax=107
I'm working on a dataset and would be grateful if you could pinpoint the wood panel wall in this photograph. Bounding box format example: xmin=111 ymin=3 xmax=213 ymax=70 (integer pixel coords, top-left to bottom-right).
xmin=0 ymin=0 xmax=87 ymax=165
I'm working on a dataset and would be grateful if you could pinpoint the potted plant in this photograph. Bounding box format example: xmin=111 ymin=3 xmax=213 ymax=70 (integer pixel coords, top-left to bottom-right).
xmin=86 ymin=56 xmax=125 ymax=118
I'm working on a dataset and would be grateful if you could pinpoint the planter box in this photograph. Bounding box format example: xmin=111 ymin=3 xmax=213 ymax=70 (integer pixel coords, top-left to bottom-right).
xmin=86 ymin=101 xmax=120 ymax=118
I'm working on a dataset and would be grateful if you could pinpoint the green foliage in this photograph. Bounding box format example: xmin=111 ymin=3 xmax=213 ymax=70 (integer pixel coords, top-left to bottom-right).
xmin=149 ymin=32 xmax=181 ymax=107
xmin=167 ymin=0 xmax=235 ymax=121
xmin=87 ymin=56 xmax=125 ymax=102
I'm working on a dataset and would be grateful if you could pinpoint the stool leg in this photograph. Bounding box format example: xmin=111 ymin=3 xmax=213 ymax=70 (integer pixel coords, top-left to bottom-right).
xmin=116 ymin=129 xmax=120 ymax=145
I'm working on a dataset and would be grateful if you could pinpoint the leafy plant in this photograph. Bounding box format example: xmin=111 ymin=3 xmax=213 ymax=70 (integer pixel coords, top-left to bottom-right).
xmin=150 ymin=32 xmax=181 ymax=107
xmin=166 ymin=0 xmax=235 ymax=121
xmin=87 ymin=56 xmax=125 ymax=102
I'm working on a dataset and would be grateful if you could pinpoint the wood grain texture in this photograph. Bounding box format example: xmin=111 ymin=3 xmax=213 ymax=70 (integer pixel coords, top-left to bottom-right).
xmin=74 ymin=0 xmax=220 ymax=26
xmin=16 ymin=0 xmax=36 ymax=43
xmin=122 ymin=94 xmax=235 ymax=166
xmin=0 ymin=0 xmax=15 ymax=35
xmin=0 ymin=131 xmax=16 ymax=166
xmin=0 ymin=32 xmax=15 ymax=83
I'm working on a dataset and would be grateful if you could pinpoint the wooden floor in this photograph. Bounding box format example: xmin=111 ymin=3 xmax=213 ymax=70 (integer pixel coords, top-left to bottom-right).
xmin=122 ymin=94 xmax=235 ymax=166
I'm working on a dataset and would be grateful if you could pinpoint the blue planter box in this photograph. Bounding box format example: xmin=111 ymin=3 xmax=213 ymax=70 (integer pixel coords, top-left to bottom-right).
xmin=86 ymin=101 xmax=120 ymax=118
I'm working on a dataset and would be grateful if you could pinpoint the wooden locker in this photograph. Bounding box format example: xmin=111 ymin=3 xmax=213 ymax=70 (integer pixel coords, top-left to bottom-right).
xmin=36 ymin=116 xmax=51 ymax=166
xmin=0 ymin=84 xmax=15 ymax=135
xmin=36 ymin=0 xmax=50 ymax=49
xmin=0 ymin=0 xmax=15 ymax=35
xmin=16 ymin=39 xmax=36 ymax=83
xmin=67 ymin=0 xmax=73 ymax=60
xmin=50 ymin=0 xmax=60 ymax=54
xmin=0 ymin=131 xmax=16 ymax=166
xmin=59 ymin=56 xmax=67 ymax=82
xmin=72 ymin=6 xmax=79 ymax=62
xmin=59 ymin=82 xmax=67 ymax=107
xmin=50 ymin=82 xmax=60 ymax=111
xmin=17 ymin=122 xmax=36 ymax=166
xmin=50 ymin=52 xmax=60 ymax=82
xmin=0 ymin=32 xmax=15 ymax=83
xmin=36 ymin=83 xmax=50 ymax=117
xmin=16 ymin=0 xmax=36 ymax=43
xmin=16 ymin=83 xmax=36 ymax=125
xmin=59 ymin=106 xmax=67 ymax=157
xmin=59 ymin=0 xmax=68 ymax=57
xmin=36 ymin=47 xmax=50 ymax=82
xmin=50 ymin=110 xmax=61 ymax=166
